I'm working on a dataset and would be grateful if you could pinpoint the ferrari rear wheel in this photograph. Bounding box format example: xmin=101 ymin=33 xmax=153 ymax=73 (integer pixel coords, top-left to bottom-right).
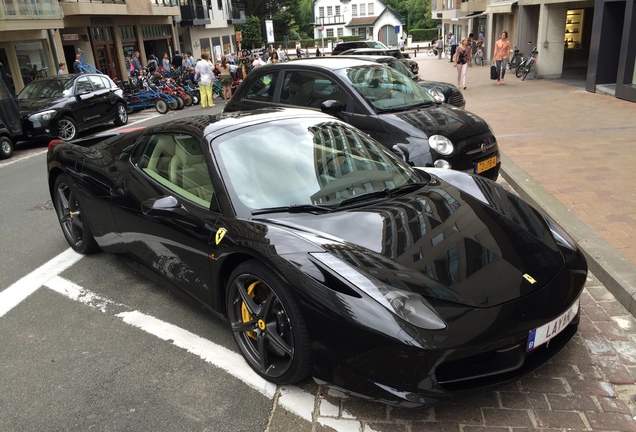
xmin=53 ymin=174 xmax=99 ymax=254
xmin=226 ymin=260 xmax=312 ymax=385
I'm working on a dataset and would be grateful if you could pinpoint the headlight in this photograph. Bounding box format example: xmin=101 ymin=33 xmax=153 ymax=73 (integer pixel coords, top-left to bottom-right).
xmin=546 ymin=217 xmax=577 ymax=250
xmin=427 ymin=88 xmax=445 ymax=102
xmin=310 ymin=253 xmax=447 ymax=330
xmin=428 ymin=135 xmax=454 ymax=155
xmin=28 ymin=110 xmax=57 ymax=122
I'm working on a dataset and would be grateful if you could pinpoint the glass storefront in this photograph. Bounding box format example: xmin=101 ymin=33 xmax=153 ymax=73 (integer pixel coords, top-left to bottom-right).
xmin=15 ymin=40 xmax=52 ymax=85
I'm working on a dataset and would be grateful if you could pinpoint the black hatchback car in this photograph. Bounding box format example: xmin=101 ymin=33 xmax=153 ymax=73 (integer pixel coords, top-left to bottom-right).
xmin=17 ymin=73 xmax=128 ymax=141
xmin=224 ymin=58 xmax=499 ymax=179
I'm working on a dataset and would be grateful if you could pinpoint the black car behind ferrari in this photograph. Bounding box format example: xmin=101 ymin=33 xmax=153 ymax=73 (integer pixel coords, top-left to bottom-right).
xmin=47 ymin=108 xmax=587 ymax=407
xmin=18 ymin=73 xmax=128 ymax=142
xmin=223 ymin=58 xmax=499 ymax=180
xmin=331 ymin=55 xmax=466 ymax=108
xmin=337 ymin=47 xmax=420 ymax=75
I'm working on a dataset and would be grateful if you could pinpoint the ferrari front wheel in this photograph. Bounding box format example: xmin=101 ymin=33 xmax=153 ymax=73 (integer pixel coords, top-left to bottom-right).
xmin=53 ymin=174 xmax=99 ymax=254
xmin=226 ymin=260 xmax=312 ymax=385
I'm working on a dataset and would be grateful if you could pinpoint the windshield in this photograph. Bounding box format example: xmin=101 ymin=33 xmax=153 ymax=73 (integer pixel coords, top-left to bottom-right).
xmin=335 ymin=65 xmax=433 ymax=112
xmin=17 ymin=78 xmax=74 ymax=100
xmin=214 ymin=118 xmax=420 ymax=213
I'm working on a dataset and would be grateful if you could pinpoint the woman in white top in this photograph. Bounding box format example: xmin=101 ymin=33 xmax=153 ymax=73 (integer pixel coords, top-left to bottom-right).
xmin=195 ymin=52 xmax=215 ymax=108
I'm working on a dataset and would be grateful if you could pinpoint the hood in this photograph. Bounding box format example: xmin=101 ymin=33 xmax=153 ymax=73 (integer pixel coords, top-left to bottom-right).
xmin=18 ymin=97 xmax=60 ymax=115
xmin=260 ymin=173 xmax=564 ymax=308
xmin=418 ymin=80 xmax=458 ymax=94
xmin=378 ymin=104 xmax=491 ymax=141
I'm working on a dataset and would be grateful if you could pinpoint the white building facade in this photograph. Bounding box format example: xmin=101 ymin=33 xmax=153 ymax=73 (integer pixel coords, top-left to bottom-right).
xmin=313 ymin=0 xmax=405 ymax=48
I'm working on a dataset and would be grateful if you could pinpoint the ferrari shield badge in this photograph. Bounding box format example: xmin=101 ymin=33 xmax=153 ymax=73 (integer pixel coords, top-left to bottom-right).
xmin=215 ymin=227 xmax=227 ymax=245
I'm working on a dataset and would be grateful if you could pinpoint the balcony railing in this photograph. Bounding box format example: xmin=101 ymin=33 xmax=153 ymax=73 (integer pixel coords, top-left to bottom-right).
xmin=314 ymin=14 xmax=346 ymax=26
xmin=2 ymin=0 xmax=63 ymax=19
xmin=58 ymin=0 xmax=125 ymax=3
xmin=150 ymin=0 xmax=179 ymax=5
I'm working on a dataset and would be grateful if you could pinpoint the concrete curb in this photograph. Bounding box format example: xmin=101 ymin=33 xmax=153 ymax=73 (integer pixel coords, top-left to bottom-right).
xmin=500 ymin=152 xmax=636 ymax=315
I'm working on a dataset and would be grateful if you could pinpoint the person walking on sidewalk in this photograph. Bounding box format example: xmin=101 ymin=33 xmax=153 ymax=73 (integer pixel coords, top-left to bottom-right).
xmin=454 ymin=38 xmax=472 ymax=89
xmin=492 ymin=31 xmax=511 ymax=84
xmin=437 ymin=37 xmax=444 ymax=59
xmin=449 ymin=33 xmax=457 ymax=63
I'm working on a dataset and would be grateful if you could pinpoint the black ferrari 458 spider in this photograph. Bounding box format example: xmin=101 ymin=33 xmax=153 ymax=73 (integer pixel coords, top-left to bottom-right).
xmin=47 ymin=108 xmax=587 ymax=407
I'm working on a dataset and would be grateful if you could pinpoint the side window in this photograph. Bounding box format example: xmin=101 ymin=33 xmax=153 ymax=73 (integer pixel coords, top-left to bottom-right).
xmin=75 ymin=77 xmax=93 ymax=94
xmin=244 ymin=72 xmax=277 ymax=102
xmin=88 ymin=75 xmax=106 ymax=90
xmin=138 ymin=133 xmax=214 ymax=208
xmin=281 ymin=71 xmax=348 ymax=109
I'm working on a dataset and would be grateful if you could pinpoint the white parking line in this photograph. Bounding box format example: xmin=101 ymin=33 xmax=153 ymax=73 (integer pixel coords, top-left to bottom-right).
xmin=2 ymin=249 xmax=365 ymax=431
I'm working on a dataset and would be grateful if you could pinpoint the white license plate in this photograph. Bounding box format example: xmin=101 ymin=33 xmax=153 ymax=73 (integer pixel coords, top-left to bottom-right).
xmin=526 ymin=298 xmax=579 ymax=351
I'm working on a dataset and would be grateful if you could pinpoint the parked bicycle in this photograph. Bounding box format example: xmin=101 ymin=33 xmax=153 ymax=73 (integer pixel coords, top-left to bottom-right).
xmin=515 ymin=42 xmax=538 ymax=81
xmin=508 ymin=45 xmax=523 ymax=70
xmin=473 ymin=45 xmax=485 ymax=66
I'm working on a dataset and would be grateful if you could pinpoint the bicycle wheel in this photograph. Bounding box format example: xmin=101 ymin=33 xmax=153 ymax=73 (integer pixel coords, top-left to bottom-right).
xmin=427 ymin=48 xmax=435 ymax=56
xmin=521 ymin=62 xmax=533 ymax=81
xmin=446 ymin=50 xmax=451 ymax=60
xmin=515 ymin=62 xmax=525 ymax=78
xmin=474 ymin=52 xmax=483 ymax=66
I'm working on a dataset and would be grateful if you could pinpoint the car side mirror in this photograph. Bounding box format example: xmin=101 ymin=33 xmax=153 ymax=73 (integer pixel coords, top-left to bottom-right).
xmin=392 ymin=145 xmax=413 ymax=165
xmin=320 ymin=100 xmax=346 ymax=119
xmin=141 ymin=195 xmax=202 ymax=226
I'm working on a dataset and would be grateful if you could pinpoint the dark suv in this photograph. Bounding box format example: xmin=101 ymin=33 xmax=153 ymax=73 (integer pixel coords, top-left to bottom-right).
xmin=223 ymin=58 xmax=500 ymax=180
xmin=331 ymin=40 xmax=389 ymax=56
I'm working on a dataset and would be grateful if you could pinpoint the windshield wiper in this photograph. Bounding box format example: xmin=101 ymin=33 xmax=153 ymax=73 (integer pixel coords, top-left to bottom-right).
xmin=339 ymin=182 xmax=428 ymax=207
xmin=252 ymin=204 xmax=336 ymax=216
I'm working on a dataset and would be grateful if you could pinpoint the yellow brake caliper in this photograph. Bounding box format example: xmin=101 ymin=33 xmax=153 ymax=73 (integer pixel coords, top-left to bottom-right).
xmin=241 ymin=281 xmax=260 ymax=340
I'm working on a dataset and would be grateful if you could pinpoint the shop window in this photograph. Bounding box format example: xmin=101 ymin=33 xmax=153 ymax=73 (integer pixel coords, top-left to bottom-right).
xmin=565 ymin=9 xmax=584 ymax=49
xmin=15 ymin=40 xmax=52 ymax=85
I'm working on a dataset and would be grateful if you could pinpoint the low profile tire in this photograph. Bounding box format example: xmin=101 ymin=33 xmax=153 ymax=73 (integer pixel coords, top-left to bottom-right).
xmin=0 ymin=136 xmax=13 ymax=159
xmin=226 ymin=260 xmax=312 ymax=385
xmin=53 ymin=174 xmax=99 ymax=254
xmin=155 ymin=99 xmax=169 ymax=114
xmin=58 ymin=116 xmax=77 ymax=141
xmin=114 ymin=102 xmax=128 ymax=126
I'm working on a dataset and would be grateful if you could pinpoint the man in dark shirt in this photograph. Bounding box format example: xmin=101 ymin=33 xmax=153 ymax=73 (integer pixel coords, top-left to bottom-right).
xmin=171 ymin=51 xmax=183 ymax=69
xmin=72 ymin=54 xmax=82 ymax=74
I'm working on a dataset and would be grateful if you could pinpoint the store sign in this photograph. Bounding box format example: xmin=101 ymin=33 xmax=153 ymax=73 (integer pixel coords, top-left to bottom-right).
xmin=63 ymin=34 xmax=79 ymax=41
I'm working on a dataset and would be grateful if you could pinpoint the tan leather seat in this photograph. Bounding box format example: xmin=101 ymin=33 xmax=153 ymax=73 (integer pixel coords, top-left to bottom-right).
xmin=169 ymin=137 xmax=214 ymax=205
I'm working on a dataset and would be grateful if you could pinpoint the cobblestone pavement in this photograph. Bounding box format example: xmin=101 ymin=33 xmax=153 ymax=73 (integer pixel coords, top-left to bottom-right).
xmin=265 ymin=49 xmax=636 ymax=432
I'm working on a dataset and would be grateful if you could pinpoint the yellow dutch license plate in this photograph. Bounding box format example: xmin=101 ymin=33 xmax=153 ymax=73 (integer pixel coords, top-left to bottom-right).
xmin=475 ymin=156 xmax=497 ymax=174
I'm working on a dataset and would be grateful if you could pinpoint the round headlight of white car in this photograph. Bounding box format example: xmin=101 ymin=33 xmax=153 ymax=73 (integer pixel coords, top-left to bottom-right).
xmin=427 ymin=88 xmax=445 ymax=103
xmin=428 ymin=135 xmax=454 ymax=155
xmin=433 ymin=159 xmax=451 ymax=169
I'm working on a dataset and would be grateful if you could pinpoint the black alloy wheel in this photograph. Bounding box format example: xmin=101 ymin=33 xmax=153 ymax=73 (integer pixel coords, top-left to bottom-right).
xmin=226 ymin=260 xmax=312 ymax=385
xmin=53 ymin=174 xmax=99 ymax=254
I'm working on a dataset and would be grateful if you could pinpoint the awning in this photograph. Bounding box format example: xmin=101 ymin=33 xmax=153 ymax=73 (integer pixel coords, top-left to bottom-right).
xmin=452 ymin=12 xmax=486 ymax=21
xmin=486 ymin=1 xmax=517 ymax=14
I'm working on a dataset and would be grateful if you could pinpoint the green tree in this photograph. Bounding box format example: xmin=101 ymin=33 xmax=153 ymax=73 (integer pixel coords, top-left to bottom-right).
xmin=236 ymin=16 xmax=264 ymax=49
